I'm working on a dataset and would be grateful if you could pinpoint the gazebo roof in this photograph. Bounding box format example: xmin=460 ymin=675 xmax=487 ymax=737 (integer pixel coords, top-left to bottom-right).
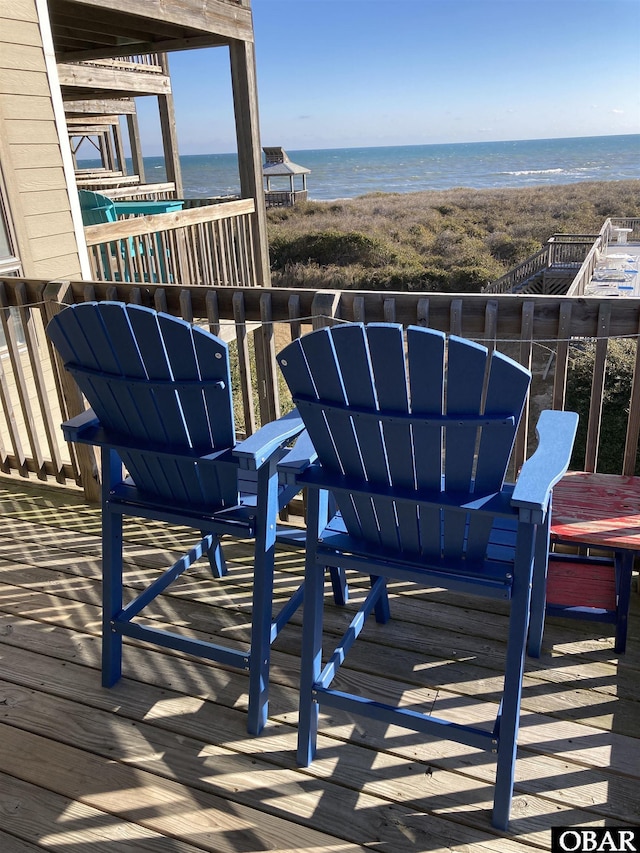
xmin=262 ymin=146 xmax=310 ymax=176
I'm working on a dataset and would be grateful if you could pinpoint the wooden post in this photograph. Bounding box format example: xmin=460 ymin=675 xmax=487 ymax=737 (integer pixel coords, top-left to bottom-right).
xmin=158 ymin=53 xmax=183 ymax=197
xmin=112 ymin=120 xmax=127 ymax=175
xmin=584 ymin=303 xmax=611 ymax=473
xmin=43 ymin=281 xmax=100 ymax=502
xmin=126 ymin=109 xmax=146 ymax=183
xmin=311 ymin=291 xmax=341 ymax=329
xmin=623 ymin=315 xmax=640 ymax=476
xmin=229 ymin=37 xmax=271 ymax=287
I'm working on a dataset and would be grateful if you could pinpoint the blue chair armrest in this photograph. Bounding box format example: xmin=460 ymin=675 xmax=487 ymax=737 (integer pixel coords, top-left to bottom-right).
xmin=511 ymin=410 xmax=578 ymax=523
xmin=61 ymin=408 xmax=101 ymax=442
xmin=277 ymin=430 xmax=317 ymax=486
xmin=233 ymin=409 xmax=306 ymax=470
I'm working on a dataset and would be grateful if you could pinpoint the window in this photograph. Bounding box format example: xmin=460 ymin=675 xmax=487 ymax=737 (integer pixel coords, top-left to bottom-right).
xmin=0 ymin=165 xmax=21 ymax=277
xmin=0 ymin=166 xmax=23 ymax=349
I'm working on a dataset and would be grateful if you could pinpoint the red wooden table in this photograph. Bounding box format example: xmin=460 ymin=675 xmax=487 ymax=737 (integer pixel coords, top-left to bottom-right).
xmin=547 ymin=471 xmax=639 ymax=653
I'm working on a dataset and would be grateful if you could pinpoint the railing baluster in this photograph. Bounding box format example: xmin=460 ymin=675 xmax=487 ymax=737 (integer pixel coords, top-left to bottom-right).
xmin=552 ymin=301 xmax=573 ymax=411
xmin=232 ymin=291 xmax=256 ymax=435
xmin=623 ymin=318 xmax=640 ymax=476
xmin=254 ymin=292 xmax=280 ymax=424
xmin=288 ymin=294 xmax=302 ymax=341
xmin=42 ymin=281 xmax=100 ymax=500
xmin=584 ymin=303 xmax=612 ymax=472
xmin=206 ymin=291 xmax=221 ymax=337
xmin=417 ymin=297 xmax=430 ymax=327
xmin=15 ymin=282 xmax=65 ymax=481
xmin=450 ymin=299 xmax=463 ymax=335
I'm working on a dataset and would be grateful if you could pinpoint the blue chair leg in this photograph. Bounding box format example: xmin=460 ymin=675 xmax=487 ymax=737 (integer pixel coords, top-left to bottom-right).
xmin=297 ymin=487 xmax=325 ymax=766
xmin=615 ymin=552 xmax=633 ymax=654
xmin=492 ymin=523 xmax=534 ymax=830
xmin=371 ymin=575 xmax=391 ymax=623
xmin=247 ymin=462 xmax=279 ymax=735
xmin=329 ymin=566 xmax=348 ymax=605
xmin=527 ymin=516 xmax=550 ymax=658
xmin=202 ymin=532 xmax=227 ymax=578
xmin=101 ymin=449 xmax=123 ymax=687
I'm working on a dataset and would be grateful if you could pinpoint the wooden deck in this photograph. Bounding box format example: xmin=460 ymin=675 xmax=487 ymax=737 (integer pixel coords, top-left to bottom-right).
xmin=0 ymin=475 xmax=638 ymax=852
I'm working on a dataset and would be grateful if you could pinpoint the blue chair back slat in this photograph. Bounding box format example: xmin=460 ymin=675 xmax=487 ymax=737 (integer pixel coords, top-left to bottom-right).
xmin=464 ymin=352 xmax=530 ymax=563
xmin=366 ymin=325 xmax=419 ymax=552
xmin=331 ymin=324 xmax=402 ymax=550
xmin=281 ymin=336 xmax=342 ymax=471
xmin=407 ymin=327 xmax=446 ymax=558
xmin=440 ymin=336 xmax=489 ymax=558
xmin=327 ymin=326 xmax=390 ymax=544
xmin=475 ymin=352 xmax=530 ymax=490
xmin=299 ymin=329 xmax=375 ymax=539
xmin=48 ymin=302 xmax=238 ymax=509
xmin=192 ymin=324 xmax=235 ymax=450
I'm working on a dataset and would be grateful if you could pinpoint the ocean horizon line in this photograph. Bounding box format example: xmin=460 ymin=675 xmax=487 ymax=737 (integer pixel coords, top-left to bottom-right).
xmin=78 ymin=134 xmax=638 ymax=199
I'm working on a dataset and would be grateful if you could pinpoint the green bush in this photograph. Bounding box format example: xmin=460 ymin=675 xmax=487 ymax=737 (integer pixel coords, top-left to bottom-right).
xmin=269 ymin=229 xmax=395 ymax=269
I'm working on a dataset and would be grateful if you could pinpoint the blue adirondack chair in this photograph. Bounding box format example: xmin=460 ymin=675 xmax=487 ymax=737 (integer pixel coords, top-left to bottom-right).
xmin=46 ymin=301 xmax=344 ymax=734
xmin=78 ymin=189 xmax=118 ymax=225
xmin=276 ymin=323 xmax=578 ymax=830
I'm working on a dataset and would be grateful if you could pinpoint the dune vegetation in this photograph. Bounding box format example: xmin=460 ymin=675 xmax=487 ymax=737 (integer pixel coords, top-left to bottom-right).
xmin=267 ymin=179 xmax=640 ymax=292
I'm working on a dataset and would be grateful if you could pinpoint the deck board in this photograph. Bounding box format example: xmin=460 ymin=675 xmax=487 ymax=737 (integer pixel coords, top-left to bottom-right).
xmin=0 ymin=475 xmax=638 ymax=851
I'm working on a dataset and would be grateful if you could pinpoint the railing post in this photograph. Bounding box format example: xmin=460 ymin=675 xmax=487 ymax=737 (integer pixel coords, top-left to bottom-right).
xmin=253 ymin=292 xmax=281 ymax=425
xmin=311 ymin=291 xmax=342 ymax=329
xmin=623 ymin=316 xmax=640 ymax=476
xmin=43 ymin=281 xmax=101 ymax=502
xmin=584 ymin=303 xmax=611 ymax=473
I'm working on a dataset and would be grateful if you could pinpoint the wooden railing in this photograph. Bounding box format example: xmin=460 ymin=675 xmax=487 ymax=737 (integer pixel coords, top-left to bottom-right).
xmin=485 ymin=219 xmax=640 ymax=296
xmin=265 ymin=190 xmax=309 ymax=208
xmin=485 ymin=235 xmax=598 ymax=294
xmin=1 ymin=277 xmax=639 ymax=501
xmin=83 ymin=199 xmax=259 ymax=288
xmin=105 ymin=183 xmax=178 ymax=201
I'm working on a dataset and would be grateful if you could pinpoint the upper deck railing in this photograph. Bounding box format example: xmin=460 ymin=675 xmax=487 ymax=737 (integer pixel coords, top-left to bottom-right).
xmin=484 ymin=218 xmax=640 ymax=296
xmin=83 ymin=199 xmax=259 ymax=288
xmin=1 ymin=277 xmax=638 ymax=502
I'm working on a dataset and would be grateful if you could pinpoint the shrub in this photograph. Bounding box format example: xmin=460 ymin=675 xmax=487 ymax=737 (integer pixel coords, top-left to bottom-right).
xmin=269 ymin=230 xmax=395 ymax=269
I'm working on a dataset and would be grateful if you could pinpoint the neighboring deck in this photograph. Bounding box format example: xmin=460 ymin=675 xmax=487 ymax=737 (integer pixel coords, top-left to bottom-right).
xmin=0 ymin=476 xmax=638 ymax=852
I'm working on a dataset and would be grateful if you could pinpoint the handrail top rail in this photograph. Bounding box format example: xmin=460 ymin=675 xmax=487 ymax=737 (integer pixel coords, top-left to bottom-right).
xmin=83 ymin=197 xmax=256 ymax=244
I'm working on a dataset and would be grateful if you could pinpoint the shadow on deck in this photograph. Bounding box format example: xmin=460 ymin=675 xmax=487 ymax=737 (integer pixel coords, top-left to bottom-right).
xmin=0 ymin=475 xmax=638 ymax=851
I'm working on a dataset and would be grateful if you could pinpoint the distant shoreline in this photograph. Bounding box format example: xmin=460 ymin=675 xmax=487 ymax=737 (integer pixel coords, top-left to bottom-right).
xmin=303 ymin=177 xmax=640 ymax=204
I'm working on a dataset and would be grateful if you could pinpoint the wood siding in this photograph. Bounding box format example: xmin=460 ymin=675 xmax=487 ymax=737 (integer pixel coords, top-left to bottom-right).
xmin=0 ymin=0 xmax=82 ymax=280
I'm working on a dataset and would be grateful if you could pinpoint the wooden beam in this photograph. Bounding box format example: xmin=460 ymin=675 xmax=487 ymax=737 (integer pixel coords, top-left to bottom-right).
xmin=64 ymin=98 xmax=137 ymax=114
xmin=59 ymin=0 xmax=254 ymax=42
xmin=57 ymin=63 xmax=171 ymax=95
xmin=57 ymin=35 xmax=229 ymax=64
xmin=66 ymin=114 xmax=121 ymax=125
xmin=126 ymin=111 xmax=146 ymax=182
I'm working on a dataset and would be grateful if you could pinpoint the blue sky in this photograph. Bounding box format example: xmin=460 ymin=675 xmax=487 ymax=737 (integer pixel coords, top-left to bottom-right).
xmin=137 ymin=0 xmax=640 ymax=155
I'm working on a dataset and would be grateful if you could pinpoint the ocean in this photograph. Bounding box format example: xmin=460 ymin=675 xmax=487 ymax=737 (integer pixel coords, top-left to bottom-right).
xmin=87 ymin=134 xmax=639 ymax=200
